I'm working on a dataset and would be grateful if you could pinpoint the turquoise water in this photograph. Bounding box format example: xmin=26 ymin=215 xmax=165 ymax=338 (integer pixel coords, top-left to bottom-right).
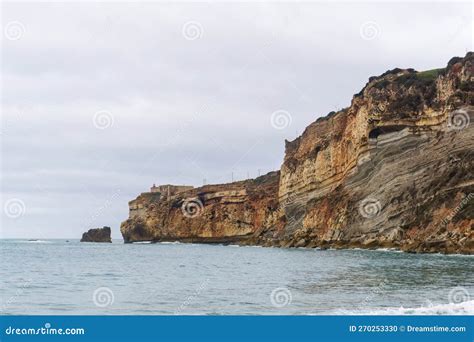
xmin=1 ymin=239 xmax=473 ymax=315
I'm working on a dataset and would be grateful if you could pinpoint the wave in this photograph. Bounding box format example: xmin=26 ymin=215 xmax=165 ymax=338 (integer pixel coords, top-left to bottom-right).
xmin=16 ymin=239 xmax=52 ymax=244
xmin=344 ymin=300 xmax=474 ymax=315
xmin=374 ymin=248 xmax=403 ymax=253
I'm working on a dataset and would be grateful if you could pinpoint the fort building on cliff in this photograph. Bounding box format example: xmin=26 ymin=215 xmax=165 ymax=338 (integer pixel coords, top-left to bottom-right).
xmin=150 ymin=184 xmax=194 ymax=197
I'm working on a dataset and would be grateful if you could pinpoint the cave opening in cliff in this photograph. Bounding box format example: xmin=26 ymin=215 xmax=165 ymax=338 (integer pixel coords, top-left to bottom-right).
xmin=368 ymin=125 xmax=409 ymax=139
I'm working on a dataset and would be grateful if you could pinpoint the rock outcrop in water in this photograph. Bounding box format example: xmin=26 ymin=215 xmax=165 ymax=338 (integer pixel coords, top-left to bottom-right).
xmin=81 ymin=226 xmax=112 ymax=243
xmin=121 ymin=53 xmax=474 ymax=254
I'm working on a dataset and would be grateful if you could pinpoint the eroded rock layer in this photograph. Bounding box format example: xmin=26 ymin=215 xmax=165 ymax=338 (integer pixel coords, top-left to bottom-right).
xmin=121 ymin=53 xmax=473 ymax=254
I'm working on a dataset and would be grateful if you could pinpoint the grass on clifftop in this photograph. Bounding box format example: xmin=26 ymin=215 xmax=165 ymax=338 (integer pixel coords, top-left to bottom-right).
xmin=416 ymin=68 xmax=445 ymax=80
xmin=391 ymin=68 xmax=445 ymax=89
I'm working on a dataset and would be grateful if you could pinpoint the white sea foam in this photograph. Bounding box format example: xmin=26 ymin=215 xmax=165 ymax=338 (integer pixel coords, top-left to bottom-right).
xmin=344 ymin=300 xmax=474 ymax=315
xmin=16 ymin=239 xmax=52 ymax=244
xmin=374 ymin=248 xmax=402 ymax=252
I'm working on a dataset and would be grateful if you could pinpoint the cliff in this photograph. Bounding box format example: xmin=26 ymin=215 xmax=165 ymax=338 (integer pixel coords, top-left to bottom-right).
xmin=121 ymin=172 xmax=281 ymax=243
xmin=81 ymin=226 xmax=112 ymax=243
xmin=121 ymin=53 xmax=473 ymax=254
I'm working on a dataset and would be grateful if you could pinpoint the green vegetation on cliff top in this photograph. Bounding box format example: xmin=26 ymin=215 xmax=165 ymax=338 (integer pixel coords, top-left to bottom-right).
xmin=416 ymin=68 xmax=445 ymax=80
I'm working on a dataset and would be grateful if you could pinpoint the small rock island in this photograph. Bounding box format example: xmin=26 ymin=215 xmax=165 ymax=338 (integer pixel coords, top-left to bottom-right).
xmin=80 ymin=226 xmax=112 ymax=243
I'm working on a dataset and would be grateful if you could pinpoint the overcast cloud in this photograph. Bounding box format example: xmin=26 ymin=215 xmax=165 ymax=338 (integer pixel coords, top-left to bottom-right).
xmin=1 ymin=1 xmax=472 ymax=238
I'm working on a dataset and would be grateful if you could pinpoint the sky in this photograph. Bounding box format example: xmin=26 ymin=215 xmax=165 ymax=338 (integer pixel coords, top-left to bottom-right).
xmin=1 ymin=1 xmax=472 ymax=239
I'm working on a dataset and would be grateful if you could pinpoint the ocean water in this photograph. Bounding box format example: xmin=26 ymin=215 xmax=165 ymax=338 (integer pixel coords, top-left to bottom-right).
xmin=0 ymin=239 xmax=473 ymax=315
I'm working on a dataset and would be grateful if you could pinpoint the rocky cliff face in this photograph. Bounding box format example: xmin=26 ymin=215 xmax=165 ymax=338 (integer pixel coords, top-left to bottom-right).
xmin=121 ymin=172 xmax=281 ymax=243
xmin=121 ymin=53 xmax=473 ymax=254
xmin=81 ymin=226 xmax=112 ymax=243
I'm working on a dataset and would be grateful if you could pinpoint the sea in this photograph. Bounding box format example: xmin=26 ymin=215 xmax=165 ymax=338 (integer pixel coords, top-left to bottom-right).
xmin=1 ymin=239 xmax=473 ymax=315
